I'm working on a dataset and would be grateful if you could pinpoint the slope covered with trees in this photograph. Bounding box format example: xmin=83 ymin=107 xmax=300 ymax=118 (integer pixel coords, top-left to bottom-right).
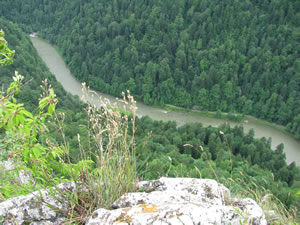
xmin=134 ymin=117 xmax=300 ymax=213
xmin=0 ymin=18 xmax=87 ymax=157
xmin=1 ymin=0 xmax=299 ymax=138
xmin=0 ymin=18 xmax=299 ymax=223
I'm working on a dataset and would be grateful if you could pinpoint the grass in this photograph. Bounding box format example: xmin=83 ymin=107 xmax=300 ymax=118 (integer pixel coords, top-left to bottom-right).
xmin=0 ymin=165 xmax=7 ymax=202
xmin=187 ymin=131 xmax=300 ymax=225
xmin=171 ymin=140 xmax=299 ymax=224
xmin=0 ymin=77 xmax=138 ymax=223
xmin=223 ymin=176 xmax=299 ymax=225
xmin=63 ymin=86 xmax=137 ymax=223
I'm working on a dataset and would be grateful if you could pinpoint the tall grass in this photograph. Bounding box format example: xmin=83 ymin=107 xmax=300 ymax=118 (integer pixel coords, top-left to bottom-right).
xmin=63 ymin=85 xmax=137 ymax=223
xmin=0 ymin=77 xmax=137 ymax=224
xmin=182 ymin=131 xmax=299 ymax=225
xmin=223 ymin=174 xmax=299 ymax=225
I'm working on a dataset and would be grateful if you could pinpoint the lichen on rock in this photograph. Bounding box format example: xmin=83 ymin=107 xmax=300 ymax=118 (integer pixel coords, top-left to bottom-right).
xmin=0 ymin=182 xmax=76 ymax=225
xmin=0 ymin=178 xmax=267 ymax=224
xmin=87 ymin=177 xmax=267 ymax=225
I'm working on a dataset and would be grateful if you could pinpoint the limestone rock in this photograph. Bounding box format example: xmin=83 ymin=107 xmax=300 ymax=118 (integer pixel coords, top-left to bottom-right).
xmin=0 ymin=182 xmax=76 ymax=225
xmin=0 ymin=160 xmax=32 ymax=185
xmin=87 ymin=177 xmax=267 ymax=225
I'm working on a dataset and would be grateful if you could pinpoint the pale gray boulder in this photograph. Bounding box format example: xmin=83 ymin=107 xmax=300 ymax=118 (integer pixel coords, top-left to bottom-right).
xmin=87 ymin=177 xmax=267 ymax=225
xmin=0 ymin=182 xmax=76 ymax=225
xmin=0 ymin=160 xmax=32 ymax=186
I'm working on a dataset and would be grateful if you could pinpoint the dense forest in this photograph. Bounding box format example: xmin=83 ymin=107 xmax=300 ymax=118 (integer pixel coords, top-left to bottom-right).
xmin=134 ymin=117 xmax=300 ymax=210
xmin=0 ymin=0 xmax=299 ymax=139
xmin=0 ymin=17 xmax=299 ymax=222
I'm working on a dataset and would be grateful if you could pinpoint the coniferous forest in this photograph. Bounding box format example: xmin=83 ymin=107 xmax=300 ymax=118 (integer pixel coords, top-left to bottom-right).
xmin=0 ymin=0 xmax=300 ymax=223
xmin=0 ymin=0 xmax=299 ymax=138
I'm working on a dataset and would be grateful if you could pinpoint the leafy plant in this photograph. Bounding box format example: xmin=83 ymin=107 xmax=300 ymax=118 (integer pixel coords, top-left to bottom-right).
xmin=0 ymin=31 xmax=67 ymax=199
xmin=0 ymin=30 xmax=137 ymax=224
xmin=0 ymin=29 xmax=15 ymax=67
xmin=0 ymin=71 xmax=68 ymax=195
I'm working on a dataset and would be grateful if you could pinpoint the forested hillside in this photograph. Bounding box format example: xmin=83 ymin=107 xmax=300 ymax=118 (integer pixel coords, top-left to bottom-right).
xmin=1 ymin=0 xmax=299 ymax=138
xmin=0 ymin=17 xmax=299 ymax=222
xmin=0 ymin=18 xmax=86 ymax=157
xmin=0 ymin=0 xmax=300 ymax=137
xmin=134 ymin=117 xmax=300 ymax=211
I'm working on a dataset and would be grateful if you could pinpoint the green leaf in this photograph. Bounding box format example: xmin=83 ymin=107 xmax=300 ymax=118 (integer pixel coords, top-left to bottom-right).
xmin=32 ymin=147 xmax=41 ymax=158
xmin=45 ymin=204 xmax=61 ymax=212
xmin=21 ymin=110 xmax=33 ymax=119
xmin=39 ymin=97 xmax=50 ymax=110
xmin=48 ymin=104 xmax=54 ymax=115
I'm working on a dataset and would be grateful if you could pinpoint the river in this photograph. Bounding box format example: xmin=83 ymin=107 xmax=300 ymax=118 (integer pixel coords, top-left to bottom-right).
xmin=30 ymin=37 xmax=300 ymax=165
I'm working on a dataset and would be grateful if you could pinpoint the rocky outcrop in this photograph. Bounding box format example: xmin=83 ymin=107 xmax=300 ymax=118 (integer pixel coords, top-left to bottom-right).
xmin=87 ymin=177 xmax=267 ymax=225
xmin=0 ymin=160 xmax=32 ymax=185
xmin=0 ymin=178 xmax=267 ymax=225
xmin=0 ymin=182 xmax=76 ymax=225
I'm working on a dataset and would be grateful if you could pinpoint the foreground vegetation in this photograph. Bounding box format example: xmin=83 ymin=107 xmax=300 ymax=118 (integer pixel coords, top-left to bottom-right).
xmin=1 ymin=28 xmax=137 ymax=224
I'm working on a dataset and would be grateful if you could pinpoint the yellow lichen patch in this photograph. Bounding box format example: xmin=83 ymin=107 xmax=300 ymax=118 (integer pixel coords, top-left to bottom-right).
xmin=139 ymin=204 xmax=160 ymax=213
xmin=176 ymin=212 xmax=184 ymax=217
xmin=122 ymin=208 xmax=130 ymax=212
xmin=114 ymin=212 xmax=132 ymax=223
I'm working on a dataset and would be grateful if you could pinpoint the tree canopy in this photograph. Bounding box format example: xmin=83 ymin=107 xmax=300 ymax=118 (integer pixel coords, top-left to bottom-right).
xmin=0 ymin=8 xmax=300 ymax=220
xmin=1 ymin=0 xmax=299 ymax=137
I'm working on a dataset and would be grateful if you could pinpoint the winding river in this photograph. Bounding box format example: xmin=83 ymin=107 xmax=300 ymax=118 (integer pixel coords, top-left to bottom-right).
xmin=30 ymin=37 xmax=300 ymax=165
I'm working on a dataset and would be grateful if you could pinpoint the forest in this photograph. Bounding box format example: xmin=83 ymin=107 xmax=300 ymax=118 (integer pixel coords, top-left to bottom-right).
xmin=0 ymin=18 xmax=300 ymax=222
xmin=0 ymin=0 xmax=299 ymax=139
xmin=0 ymin=0 xmax=300 ymax=223
xmin=0 ymin=19 xmax=87 ymax=159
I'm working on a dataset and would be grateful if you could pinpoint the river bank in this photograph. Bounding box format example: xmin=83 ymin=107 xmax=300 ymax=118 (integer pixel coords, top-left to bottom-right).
xmin=161 ymin=104 xmax=294 ymax=139
xmin=31 ymin=36 xmax=295 ymax=140
xmin=30 ymin=36 xmax=300 ymax=165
